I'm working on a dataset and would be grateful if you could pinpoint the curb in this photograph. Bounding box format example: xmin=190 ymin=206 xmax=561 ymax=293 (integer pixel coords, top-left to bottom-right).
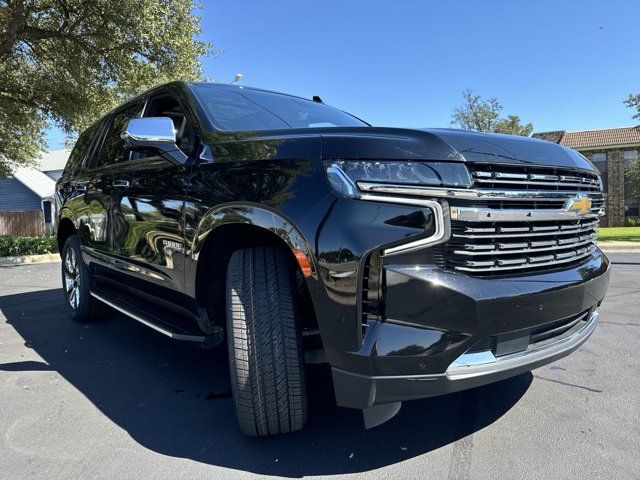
xmin=0 ymin=253 xmax=61 ymax=267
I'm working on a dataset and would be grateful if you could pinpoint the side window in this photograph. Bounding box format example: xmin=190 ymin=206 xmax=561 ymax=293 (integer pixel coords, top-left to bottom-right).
xmin=142 ymin=95 xmax=195 ymax=155
xmin=95 ymin=101 xmax=145 ymax=168
xmin=63 ymin=126 xmax=96 ymax=175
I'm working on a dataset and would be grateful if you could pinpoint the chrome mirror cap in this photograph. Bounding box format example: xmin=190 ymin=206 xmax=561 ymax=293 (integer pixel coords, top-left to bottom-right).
xmin=121 ymin=117 xmax=176 ymax=143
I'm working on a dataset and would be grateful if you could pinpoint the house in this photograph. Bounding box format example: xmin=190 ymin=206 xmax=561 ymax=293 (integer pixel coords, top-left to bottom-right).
xmin=38 ymin=149 xmax=70 ymax=182
xmin=0 ymin=149 xmax=70 ymax=235
xmin=533 ymin=126 xmax=640 ymax=227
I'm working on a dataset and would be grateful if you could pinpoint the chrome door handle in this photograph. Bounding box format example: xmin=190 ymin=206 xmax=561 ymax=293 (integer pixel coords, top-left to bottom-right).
xmin=73 ymin=182 xmax=88 ymax=193
xmin=112 ymin=180 xmax=130 ymax=188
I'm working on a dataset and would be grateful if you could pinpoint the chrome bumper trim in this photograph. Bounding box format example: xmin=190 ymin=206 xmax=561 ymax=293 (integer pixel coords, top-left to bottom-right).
xmin=447 ymin=311 xmax=599 ymax=379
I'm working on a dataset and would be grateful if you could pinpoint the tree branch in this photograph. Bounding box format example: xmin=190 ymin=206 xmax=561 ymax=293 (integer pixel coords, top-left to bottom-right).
xmin=0 ymin=0 xmax=27 ymax=56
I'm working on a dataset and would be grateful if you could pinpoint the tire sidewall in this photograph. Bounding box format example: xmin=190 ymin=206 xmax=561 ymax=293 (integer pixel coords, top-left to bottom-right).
xmin=61 ymin=235 xmax=97 ymax=322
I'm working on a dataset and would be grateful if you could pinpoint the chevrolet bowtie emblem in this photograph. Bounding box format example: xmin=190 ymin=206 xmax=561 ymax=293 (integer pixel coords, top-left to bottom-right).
xmin=565 ymin=195 xmax=592 ymax=215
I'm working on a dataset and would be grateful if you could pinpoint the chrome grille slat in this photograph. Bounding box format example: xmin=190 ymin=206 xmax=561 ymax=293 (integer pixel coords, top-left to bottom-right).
xmin=452 ymin=246 xmax=597 ymax=273
xmin=453 ymin=222 xmax=597 ymax=240
xmin=471 ymin=167 xmax=601 ymax=193
xmin=453 ymin=236 xmax=595 ymax=257
xmin=474 ymin=178 xmax=599 ymax=190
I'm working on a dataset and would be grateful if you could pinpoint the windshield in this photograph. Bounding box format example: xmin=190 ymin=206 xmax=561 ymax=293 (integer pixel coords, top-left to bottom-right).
xmin=190 ymin=84 xmax=368 ymax=132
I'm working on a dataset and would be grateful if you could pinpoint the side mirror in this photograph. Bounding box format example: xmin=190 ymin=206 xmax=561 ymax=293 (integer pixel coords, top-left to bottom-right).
xmin=121 ymin=117 xmax=187 ymax=165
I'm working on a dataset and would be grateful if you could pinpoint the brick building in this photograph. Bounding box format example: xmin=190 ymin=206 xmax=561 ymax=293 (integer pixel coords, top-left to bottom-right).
xmin=533 ymin=126 xmax=640 ymax=227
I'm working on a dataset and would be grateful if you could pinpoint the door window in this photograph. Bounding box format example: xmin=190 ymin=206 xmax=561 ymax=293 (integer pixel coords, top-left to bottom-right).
xmin=95 ymin=101 xmax=145 ymax=168
xmin=142 ymin=95 xmax=195 ymax=156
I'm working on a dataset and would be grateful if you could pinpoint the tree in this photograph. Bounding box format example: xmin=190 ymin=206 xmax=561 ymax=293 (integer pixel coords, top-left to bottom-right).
xmin=625 ymin=93 xmax=640 ymax=123
xmin=626 ymin=157 xmax=640 ymax=201
xmin=624 ymin=94 xmax=640 ymax=211
xmin=0 ymin=0 xmax=213 ymax=175
xmin=451 ymin=89 xmax=533 ymax=136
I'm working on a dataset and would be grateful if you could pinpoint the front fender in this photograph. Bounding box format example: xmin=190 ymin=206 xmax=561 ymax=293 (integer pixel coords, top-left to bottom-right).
xmin=190 ymin=202 xmax=317 ymax=278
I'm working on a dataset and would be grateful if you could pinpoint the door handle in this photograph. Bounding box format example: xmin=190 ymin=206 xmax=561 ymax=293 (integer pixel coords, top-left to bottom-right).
xmin=73 ymin=182 xmax=88 ymax=193
xmin=112 ymin=180 xmax=130 ymax=188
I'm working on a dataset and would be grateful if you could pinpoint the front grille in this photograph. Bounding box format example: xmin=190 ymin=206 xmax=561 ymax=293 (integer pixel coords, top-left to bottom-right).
xmin=470 ymin=164 xmax=601 ymax=192
xmin=445 ymin=218 xmax=598 ymax=274
xmin=442 ymin=163 xmax=603 ymax=275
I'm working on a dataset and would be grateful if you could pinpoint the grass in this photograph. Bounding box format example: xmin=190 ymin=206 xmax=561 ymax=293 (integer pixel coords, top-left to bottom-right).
xmin=597 ymin=227 xmax=640 ymax=242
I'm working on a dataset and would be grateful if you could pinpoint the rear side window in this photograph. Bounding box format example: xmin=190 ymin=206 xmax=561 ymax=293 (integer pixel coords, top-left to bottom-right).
xmin=64 ymin=125 xmax=97 ymax=175
xmin=95 ymin=101 xmax=145 ymax=168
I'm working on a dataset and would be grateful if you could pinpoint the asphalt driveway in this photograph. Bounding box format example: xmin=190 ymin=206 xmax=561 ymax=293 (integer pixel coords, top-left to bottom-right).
xmin=0 ymin=255 xmax=638 ymax=479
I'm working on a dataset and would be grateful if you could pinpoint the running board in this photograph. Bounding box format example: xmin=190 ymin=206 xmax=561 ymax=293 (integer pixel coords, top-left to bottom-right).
xmin=91 ymin=290 xmax=206 ymax=342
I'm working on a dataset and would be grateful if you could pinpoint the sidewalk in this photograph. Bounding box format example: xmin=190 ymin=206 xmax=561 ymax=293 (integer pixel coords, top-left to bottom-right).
xmin=0 ymin=253 xmax=60 ymax=267
xmin=597 ymin=241 xmax=640 ymax=253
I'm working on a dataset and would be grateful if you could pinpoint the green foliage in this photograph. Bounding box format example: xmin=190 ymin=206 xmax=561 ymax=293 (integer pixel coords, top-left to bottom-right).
xmin=597 ymin=227 xmax=640 ymax=242
xmin=626 ymin=158 xmax=640 ymax=201
xmin=625 ymin=217 xmax=640 ymax=227
xmin=0 ymin=235 xmax=58 ymax=256
xmin=625 ymin=93 xmax=640 ymax=123
xmin=0 ymin=0 xmax=214 ymax=173
xmin=451 ymin=90 xmax=533 ymax=136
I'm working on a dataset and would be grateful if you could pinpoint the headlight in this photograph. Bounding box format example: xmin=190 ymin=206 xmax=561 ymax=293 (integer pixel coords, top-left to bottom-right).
xmin=324 ymin=160 xmax=472 ymax=198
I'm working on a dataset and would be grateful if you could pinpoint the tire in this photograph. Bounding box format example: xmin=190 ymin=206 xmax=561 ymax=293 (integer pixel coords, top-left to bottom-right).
xmin=226 ymin=246 xmax=308 ymax=437
xmin=61 ymin=235 xmax=103 ymax=322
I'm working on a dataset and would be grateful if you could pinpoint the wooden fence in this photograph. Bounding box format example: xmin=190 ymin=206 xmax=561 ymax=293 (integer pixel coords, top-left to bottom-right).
xmin=0 ymin=210 xmax=46 ymax=236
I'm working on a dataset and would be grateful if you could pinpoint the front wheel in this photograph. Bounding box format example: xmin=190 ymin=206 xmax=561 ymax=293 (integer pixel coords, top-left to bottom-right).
xmin=226 ymin=246 xmax=308 ymax=437
xmin=60 ymin=235 xmax=102 ymax=322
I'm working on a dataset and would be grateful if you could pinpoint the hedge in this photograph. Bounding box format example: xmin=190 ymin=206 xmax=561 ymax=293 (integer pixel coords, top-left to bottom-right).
xmin=0 ymin=236 xmax=59 ymax=257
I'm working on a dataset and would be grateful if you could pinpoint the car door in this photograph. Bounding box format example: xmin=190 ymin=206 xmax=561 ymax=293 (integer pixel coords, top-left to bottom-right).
xmin=79 ymin=102 xmax=145 ymax=269
xmin=107 ymin=92 xmax=194 ymax=296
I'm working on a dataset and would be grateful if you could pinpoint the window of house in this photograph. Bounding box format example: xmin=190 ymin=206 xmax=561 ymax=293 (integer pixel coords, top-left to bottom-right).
xmin=591 ymin=152 xmax=607 ymax=191
xmin=624 ymin=150 xmax=639 ymax=165
xmin=624 ymin=150 xmax=640 ymax=220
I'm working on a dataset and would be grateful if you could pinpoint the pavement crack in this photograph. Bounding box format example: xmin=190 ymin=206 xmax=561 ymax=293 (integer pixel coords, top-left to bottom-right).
xmin=534 ymin=375 xmax=602 ymax=393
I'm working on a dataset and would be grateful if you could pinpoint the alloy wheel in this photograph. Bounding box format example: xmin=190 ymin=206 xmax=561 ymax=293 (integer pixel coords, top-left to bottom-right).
xmin=64 ymin=248 xmax=80 ymax=309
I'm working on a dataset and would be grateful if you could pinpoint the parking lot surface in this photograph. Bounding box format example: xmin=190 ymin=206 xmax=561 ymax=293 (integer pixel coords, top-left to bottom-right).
xmin=1 ymin=255 xmax=638 ymax=479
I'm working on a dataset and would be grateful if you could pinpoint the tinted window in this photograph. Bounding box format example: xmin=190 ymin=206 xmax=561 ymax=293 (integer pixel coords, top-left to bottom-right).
xmin=96 ymin=101 xmax=145 ymax=167
xmin=191 ymin=84 xmax=367 ymax=131
xmin=64 ymin=125 xmax=97 ymax=174
xmin=142 ymin=95 xmax=194 ymax=155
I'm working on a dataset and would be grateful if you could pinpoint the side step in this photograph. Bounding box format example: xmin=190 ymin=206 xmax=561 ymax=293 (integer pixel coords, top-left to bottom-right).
xmin=91 ymin=288 xmax=207 ymax=342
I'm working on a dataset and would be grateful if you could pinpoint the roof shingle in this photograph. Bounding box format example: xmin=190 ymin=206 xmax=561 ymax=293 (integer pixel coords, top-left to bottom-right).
xmin=534 ymin=126 xmax=640 ymax=150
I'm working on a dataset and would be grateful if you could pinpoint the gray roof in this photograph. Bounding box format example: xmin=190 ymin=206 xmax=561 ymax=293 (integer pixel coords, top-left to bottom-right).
xmin=12 ymin=166 xmax=56 ymax=199
xmin=38 ymin=149 xmax=70 ymax=172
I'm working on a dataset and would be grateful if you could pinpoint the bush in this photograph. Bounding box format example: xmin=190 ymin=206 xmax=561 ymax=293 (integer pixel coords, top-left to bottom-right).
xmin=625 ymin=217 xmax=640 ymax=227
xmin=0 ymin=236 xmax=58 ymax=257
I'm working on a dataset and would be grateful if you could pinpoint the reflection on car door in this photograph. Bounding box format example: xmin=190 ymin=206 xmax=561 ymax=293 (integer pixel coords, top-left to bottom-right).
xmin=108 ymin=93 xmax=194 ymax=294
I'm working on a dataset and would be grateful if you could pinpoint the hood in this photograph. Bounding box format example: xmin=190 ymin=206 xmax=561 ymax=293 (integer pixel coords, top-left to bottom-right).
xmin=318 ymin=127 xmax=595 ymax=172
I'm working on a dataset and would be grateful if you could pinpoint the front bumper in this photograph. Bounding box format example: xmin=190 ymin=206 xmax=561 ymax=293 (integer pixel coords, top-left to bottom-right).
xmin=330 ymin=249 xmax=610 ymax=410
xmin=333 ymin=310 xmax=598 ymax=409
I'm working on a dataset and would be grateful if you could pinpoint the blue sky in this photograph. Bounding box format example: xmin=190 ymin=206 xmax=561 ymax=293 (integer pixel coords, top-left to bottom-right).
xmin=46 ymin=0 xmax=640 ymax=148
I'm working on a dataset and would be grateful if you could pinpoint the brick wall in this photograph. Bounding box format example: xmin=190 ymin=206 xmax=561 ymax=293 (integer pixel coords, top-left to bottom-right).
xmin=581 ymin=148 xmax=626 ymax=227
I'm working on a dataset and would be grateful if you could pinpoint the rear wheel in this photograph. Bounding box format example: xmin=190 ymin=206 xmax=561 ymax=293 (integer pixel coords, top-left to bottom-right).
xmin=226 ymin=246 xmax=308 ymax=437
xmin=61 ymin=235 xmax=102 ymax=322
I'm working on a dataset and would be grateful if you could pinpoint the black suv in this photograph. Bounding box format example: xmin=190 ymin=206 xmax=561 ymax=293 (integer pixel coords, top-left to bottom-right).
xmin=56 ymin=81 xmax=610 ymax=436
